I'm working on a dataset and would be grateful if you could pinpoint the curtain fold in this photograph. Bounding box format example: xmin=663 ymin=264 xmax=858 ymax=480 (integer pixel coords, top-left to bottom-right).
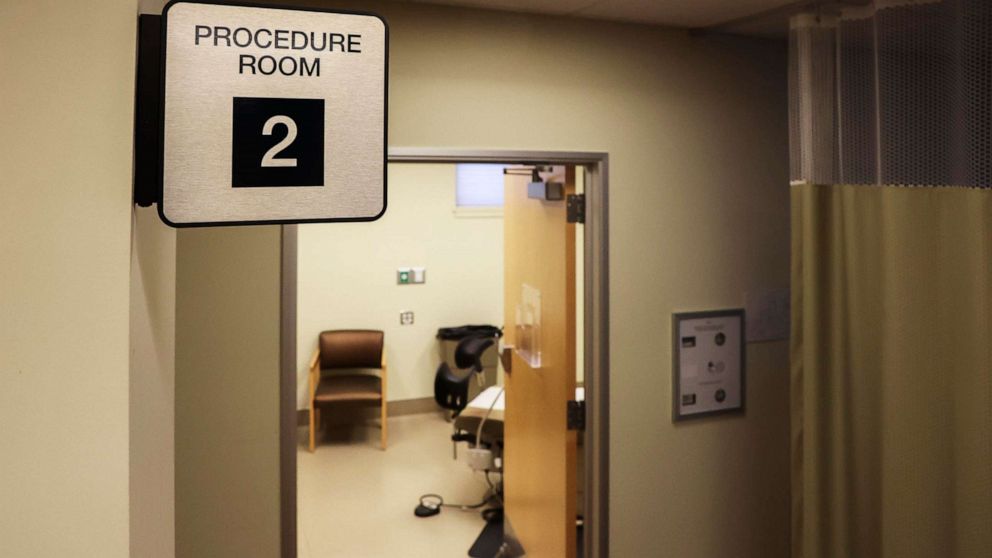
xmin=792 ymin=184 xmax=991 ymax=557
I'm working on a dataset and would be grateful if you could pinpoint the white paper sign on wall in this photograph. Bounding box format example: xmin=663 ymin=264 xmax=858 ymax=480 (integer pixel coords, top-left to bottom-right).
xmin=159 ymin=1 xmax=387 ymax=226
xmin=672 ymin=309 xmax=745 ymax=421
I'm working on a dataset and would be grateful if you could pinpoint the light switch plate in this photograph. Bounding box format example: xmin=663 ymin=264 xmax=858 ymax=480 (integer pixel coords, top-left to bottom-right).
xmin=411 ymin=267 xmax=426 ymax=284
xmin=397 ymin=268 xmax=411 ymax=285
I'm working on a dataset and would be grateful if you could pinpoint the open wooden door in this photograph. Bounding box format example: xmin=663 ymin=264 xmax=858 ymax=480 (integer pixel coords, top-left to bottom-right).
xmin=503 ymin=166 xmax=578 ymax=558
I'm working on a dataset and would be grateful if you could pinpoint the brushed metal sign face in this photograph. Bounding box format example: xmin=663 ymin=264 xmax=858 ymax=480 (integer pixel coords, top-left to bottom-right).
xmin=160 ymin=1 xmax=387 ymax=226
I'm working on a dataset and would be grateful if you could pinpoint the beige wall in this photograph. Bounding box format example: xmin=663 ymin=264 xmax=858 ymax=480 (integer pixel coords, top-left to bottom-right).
xmin=132 ymin=2 xmax=179 ymax=553
xmin=296 ymin=163 xmax=504 ymax=407
xmin=0 ymin=1 xmax=136 ymax=556
xmin=129 ymin=207 xmax=177 ymax=558
xmin=1 ymin=0 xmax=790 ymax=555
xmin=175 ymin=226 xmax=283 ymax=558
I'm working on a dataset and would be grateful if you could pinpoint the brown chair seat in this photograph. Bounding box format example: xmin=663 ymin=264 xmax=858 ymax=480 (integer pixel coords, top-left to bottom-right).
xmin=308 ymin=329 xmax=388 ymax=451
xmin=314 ymin=374 xmax=383 ymax=403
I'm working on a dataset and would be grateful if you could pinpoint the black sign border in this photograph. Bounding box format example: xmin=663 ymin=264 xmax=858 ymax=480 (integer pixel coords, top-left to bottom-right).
xmin=158 ymin=0 xmax=389 ymax=228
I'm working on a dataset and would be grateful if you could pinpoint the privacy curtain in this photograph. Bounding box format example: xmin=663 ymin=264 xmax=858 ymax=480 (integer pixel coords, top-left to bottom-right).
xmin=789 ymin=2 xmax=991 ymax=557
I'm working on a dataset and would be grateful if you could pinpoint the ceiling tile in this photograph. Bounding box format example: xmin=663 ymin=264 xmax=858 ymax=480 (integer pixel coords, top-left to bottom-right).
xmin=574 ymin=0 xmax=798 ymax=28
xmin=403 ymin=0 xmax=595 ymax=18
xmin=403 ymin=0 xmax=798 ymax=31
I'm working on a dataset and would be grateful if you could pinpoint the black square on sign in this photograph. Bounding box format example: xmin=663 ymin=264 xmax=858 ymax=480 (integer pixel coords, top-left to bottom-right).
xmin=232 ymin=97 xmax=324 ymax=188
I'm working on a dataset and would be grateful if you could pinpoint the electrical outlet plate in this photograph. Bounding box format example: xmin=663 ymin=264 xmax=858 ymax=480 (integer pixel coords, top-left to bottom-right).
xmin=400 ymin=311 xmax=414 ymax=325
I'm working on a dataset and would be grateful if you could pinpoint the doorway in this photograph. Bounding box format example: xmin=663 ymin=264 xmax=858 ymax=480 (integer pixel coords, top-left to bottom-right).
xmin=280 ymin=150 xmax=610 ymax=558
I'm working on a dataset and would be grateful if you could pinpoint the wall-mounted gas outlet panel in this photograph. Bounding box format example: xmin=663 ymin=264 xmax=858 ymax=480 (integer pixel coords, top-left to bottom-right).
xmin=397 ymin=267 xmax=426 ymax=284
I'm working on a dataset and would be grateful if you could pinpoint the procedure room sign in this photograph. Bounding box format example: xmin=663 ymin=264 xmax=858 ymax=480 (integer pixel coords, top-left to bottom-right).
xmin=160 ymin=1 xmax=387 ymax=226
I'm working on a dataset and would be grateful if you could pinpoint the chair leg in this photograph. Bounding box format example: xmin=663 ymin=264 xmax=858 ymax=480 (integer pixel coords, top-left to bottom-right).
xmin=308 ymin=404 xmax=316 ymax=453
xmin=380 ymin=398 xmax=388 ymax=450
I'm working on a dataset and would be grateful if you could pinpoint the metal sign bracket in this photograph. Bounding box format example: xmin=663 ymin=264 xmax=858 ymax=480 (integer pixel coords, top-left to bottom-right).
xmin=133 ymin=14 xmax=163 ymax=207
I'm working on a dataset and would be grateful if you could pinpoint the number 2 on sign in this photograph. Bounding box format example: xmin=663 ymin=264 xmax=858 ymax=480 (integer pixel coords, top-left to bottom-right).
xmin=261 ymin=115 xmax=298 ymax=167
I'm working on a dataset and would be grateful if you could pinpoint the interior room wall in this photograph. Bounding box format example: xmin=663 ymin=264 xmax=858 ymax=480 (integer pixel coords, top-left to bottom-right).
xmin=296 ymin=163 xmax=504 ymax=408
xmin=129 ymin=207 xmax=177 ymax=558
xmin=165 ymin=0 xmax=790 ymax=556
xmin=316 ymin=3 xmax=791 ymax=556
xmin=174 ymin=226 xmax=282 ymax=558
xmin=0 ymin=1 xmax=791 ymax=556
xmin=0 ymin=1 xmax=136 ymax=556
xmin=128 ymin=3 xmax=180 ymax=557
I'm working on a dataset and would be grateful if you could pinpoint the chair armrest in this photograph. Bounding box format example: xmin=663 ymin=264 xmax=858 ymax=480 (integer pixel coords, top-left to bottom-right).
xmin=309 ymin=349 xmax=320 ymax=372
xmin=308 ymin=349 xmax=320 ymax=404
xmin=380 ymin=349 xmax=387 ymax=401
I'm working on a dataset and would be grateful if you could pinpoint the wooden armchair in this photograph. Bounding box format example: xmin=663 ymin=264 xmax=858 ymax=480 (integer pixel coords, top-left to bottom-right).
xmin=308 ymin=330 xmax=388 ymax=452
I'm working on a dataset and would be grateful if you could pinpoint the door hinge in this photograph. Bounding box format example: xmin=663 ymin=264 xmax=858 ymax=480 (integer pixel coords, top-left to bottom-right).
xmin=566 ymin=193 xmax=585 ymax=223
xmin=567 ymin=400 xmax=585 ymax=431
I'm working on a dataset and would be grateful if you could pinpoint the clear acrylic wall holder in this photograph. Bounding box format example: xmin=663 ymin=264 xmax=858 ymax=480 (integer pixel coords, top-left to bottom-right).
xmin=514 ymin=284 xmax=542 ymax=369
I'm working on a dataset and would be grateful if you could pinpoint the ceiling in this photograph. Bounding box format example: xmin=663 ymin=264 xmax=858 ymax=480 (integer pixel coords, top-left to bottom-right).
xmin=397 ymin=0 xmax=802 ymax=34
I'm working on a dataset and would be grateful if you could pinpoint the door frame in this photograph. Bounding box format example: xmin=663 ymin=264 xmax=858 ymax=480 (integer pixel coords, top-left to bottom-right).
xmin=280 ymin=148 xmax=610 ymax=558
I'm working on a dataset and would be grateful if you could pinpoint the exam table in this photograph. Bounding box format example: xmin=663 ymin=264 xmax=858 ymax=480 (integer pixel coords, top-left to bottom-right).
xmin=454 ymin=385 xmax=585 ymax=442
xmin=453 ymin=386 xmax=587 ymax=519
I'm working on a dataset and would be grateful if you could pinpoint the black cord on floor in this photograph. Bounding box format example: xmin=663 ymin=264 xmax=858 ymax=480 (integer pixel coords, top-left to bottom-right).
xmin=419 ymin=468 xmax=502 ymax=515
xmin=418 ymin=492 xmax=492 ymax=512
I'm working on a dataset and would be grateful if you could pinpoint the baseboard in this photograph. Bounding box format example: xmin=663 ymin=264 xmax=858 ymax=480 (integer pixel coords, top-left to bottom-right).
xmin=389 ymin=396 xmax=441 ymax=417
xmin=296 ymin=396 xmax=438 ymax=426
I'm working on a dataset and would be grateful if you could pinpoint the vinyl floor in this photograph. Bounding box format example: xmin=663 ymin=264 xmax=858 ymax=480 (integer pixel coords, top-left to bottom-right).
xmin=298 ymin=413 xmax=491 ymax=558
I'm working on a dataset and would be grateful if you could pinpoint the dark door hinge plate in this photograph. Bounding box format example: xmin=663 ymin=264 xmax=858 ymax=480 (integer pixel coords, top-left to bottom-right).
xmin=567 ymin=400 xmax=585 ymax=431
xmin=567 ymin=193 xmax=585 ymax=224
